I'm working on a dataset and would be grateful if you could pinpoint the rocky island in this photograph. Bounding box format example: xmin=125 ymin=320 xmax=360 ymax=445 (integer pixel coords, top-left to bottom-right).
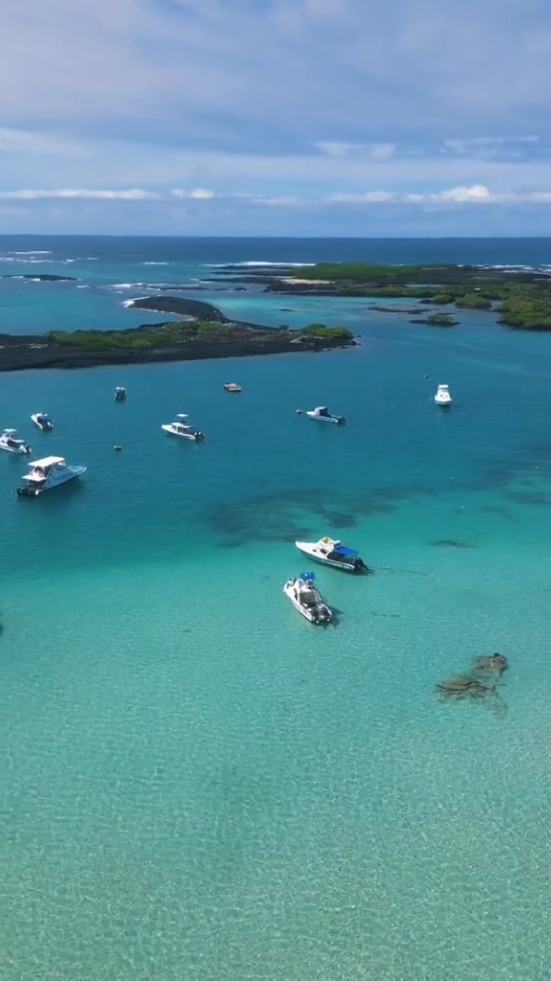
xmin=212 ymin=262 xmax=551 ymax=331
xmin=0 ymin=296 xmax=356 ymax=372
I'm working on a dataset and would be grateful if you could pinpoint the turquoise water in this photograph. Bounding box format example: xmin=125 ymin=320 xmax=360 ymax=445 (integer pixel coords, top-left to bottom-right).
xmin=2 ymin=238 xmax=551 ymax=980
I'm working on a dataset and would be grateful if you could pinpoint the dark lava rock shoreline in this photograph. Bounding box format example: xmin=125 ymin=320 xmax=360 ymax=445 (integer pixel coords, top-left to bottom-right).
xmin=0 ymin=295 xmax=357 ymax=373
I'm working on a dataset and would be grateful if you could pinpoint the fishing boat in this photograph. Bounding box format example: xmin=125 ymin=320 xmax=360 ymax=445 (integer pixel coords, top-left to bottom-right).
xmin=434 ymin=384 xmax=452 ymax=406
xmin=306 ymin=406 xmax=345 ymax=424
xmin=162 ymin=414 xmax=205 ymax=441
xmin=283 ymin=572 xmax=333 ymax=624
xmin=295 ymin=536 xmax=368 ymax=572
xmin=31 ymin=412 xmax=54 ymax=431
xmin=0 ymin=429 xmax=32 ymax=454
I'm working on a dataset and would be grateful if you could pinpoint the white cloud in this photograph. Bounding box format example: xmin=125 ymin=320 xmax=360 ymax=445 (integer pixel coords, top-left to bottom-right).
xmin=0 ymin=188 xmax=159 ymax=200
xmin=326 ymin=185 xmax=551 ymax=205
xmin=171 ymin=188 xmax=216 ymax=199
xmin=316 ymin=142 xmax=396 ymax=160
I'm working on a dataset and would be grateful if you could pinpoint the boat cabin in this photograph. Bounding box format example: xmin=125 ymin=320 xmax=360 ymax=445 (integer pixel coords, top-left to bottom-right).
xmin=23 ymin=456 xmax=66 ymax=483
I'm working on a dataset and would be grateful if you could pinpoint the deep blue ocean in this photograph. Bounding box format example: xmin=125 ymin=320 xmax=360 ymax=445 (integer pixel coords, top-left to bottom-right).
xmin=2 ymin=237 xmax=551 ymax=981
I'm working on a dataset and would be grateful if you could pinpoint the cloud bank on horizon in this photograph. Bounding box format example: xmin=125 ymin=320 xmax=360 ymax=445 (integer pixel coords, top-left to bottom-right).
xmin=0 ymin=0 xmax=550 ymax=235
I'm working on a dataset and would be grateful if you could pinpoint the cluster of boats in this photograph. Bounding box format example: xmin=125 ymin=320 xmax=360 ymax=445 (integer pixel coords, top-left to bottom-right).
xmin=1 ymin=412 xmax=87 ymax=497
xmin=284 ymin=536 xmax=368 ymax=624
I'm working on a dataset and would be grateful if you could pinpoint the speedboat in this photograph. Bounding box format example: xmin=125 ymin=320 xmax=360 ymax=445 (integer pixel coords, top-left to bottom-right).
xmin=17 ymin=456 xmax=87 ymax=497
xmin=434 ymin=384 xmax=452 ymax=406
xmin=162 ymin=414 xmax=205 ymax=441
xmin=0 ymin=429 xmax=32 ymax=454
xmin=31 ymin=412 xmax=54 ymax=431
xmin=295 ymin=536 xmax=368 ymax=572
xmin=115 ymin=387 xmax=126 ymax=401
xmin=224 ymin=383 xmax=242 ymax=393
xmin=306 ymin=406 xmax=346 ymax=424
xmin=283 ymin=572 xmax=333 ymax=624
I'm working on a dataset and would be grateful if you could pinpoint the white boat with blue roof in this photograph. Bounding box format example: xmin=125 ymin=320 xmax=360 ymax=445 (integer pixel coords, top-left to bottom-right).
xmin=283 ymin=572 xmax=333 ymax=624
xmin=0 ymin=429 xmax=32 ymax=454
xmin=31 ymin=412 xmax=54 ymax=431
xmin=295 ymin=536 xmax=368 ymax=572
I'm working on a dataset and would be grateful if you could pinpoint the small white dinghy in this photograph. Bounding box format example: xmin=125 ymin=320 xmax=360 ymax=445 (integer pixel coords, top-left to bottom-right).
xmin=283 ymin=572 xmax=333 ymax=624
xmin=434 ymin=384 xmax=452 ymax=406
xmin=31 ymin=412 xmax=54 ymax=431
xmin=0 ymin=429 xmax=32 ymax=454
xmin=306 ymin=406 xmax=346 ymax=424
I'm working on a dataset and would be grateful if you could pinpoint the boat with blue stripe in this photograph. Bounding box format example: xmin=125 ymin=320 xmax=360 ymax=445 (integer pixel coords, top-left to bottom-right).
xmin=295 ymin=536 xmax=368 ymax=572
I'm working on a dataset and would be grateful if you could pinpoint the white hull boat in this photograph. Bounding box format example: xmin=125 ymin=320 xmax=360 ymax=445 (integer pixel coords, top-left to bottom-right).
xmin=31 ymin=413 xmax=54 ymax=431
xmin=283 ymin=572 xmax=333 ymax=624
xmin=306 ymin=406 xmax=345 ymax=424
xmin=0 ymin=429 xmax=32 ymax=454
xmin=295 ymin=536 xmax=368 ymax=572
xmin=434 ymin=384 xmax=452 ymax=406
xmin=162 ymin=414 xmax=205 ymax=441
xmin=17 ymin=455 xmax=86 ymax=497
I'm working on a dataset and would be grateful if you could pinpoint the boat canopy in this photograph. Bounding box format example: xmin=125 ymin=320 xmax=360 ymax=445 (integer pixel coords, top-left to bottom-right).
xmin=3 ymin=428 xmax=18 ymax=434
xmin=299 ymin=571 xmax=316 ymax=581
xmin=332 ymin=545 xmax=358 ymax=557
xmin=28 ymin=456 xmax=65 ymax=468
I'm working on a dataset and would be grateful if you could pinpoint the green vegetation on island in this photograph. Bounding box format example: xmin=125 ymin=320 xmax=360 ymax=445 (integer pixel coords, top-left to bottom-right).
xmin=224 ymin=261 xmax=551 ymax=331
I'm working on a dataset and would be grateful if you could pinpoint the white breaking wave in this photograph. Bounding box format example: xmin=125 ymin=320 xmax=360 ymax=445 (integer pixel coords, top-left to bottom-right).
xmin=11 ymin=250 xmax=52 ymax=255
xmin=142 ymin=261 xmax=169 ymax=265
xmin=122 ymin=296 xmax=149 ymax=307
xmin=207 ymin=261 xmax=316 ymax=268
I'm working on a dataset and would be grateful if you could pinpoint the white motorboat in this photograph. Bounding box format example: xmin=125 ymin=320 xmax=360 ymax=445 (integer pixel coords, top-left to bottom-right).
xmin=31 ymin=412 xmax=54 ymax=431
xmin=295 ymin=536 xmax=368 ymax=572
xmin=434 ymin=384 xmax=452 ymax=406
xmin=115 ymin=387 xmax=126 ymax=401
xmin=162 ymin=414 xmax=205 ymax=441
xmin=0 ymin=429 xmax=32 ymax=454
xmin=17 ymin=456 xmax=86 ymax=497
xmin=283 ymin=572 xmax=333 ymax=624
xmin=306 ymin=406 xmax=346 ymax=424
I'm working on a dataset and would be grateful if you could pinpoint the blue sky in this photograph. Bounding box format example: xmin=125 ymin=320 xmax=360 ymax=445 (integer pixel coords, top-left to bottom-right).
xmin=0 ymin=0 xmax=550 ymax=235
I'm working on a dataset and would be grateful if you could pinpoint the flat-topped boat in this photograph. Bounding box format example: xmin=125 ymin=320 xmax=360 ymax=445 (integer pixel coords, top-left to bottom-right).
xmin=224 ymin=383 xmax=242 ymax=393
xmin=17 ymin=455 xmax=87 ymax=497
xmin=283 ymin=572 xmax=333 ymax=624
xmin=295 ymin=536 xmax=368 ymax=572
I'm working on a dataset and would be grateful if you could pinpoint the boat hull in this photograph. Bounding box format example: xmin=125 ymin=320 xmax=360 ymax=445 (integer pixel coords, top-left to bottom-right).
xmin=31 ymin=415 xmax=53 ymax=431
xmin=306 ymin=413 xmax=344 ymax=424
xmin=161 ymin=425 xmax=203 ymax=440
xmin=0 ymin=442 xmax=31 ymax=454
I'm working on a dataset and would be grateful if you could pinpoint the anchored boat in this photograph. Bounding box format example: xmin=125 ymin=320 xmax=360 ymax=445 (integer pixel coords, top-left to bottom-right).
xmin=295 ymin=536 xmax=368 ymax=572
xmin=17 ymin=456 xmax=87 ymax=497
xmin=306 ymin=406 xmax=346 ymax=424
xmin=283 ymin=572 xmax=333 ymax=624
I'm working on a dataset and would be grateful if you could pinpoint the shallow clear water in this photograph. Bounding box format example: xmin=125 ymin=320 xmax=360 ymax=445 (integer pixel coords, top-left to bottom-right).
xmin=2 ymin=237 xmax=551 ymax=980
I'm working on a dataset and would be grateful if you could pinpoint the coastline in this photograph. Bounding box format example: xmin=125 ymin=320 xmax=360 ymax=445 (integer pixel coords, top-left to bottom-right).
xmin=0 ymin=295 xmax=356 ymax=372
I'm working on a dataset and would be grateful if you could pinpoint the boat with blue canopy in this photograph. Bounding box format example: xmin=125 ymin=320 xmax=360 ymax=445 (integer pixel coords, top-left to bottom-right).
xmin=283 ymin=571 xmax=333 ymax=623
xmin=295 ymin=536 xmax=368 ymax=572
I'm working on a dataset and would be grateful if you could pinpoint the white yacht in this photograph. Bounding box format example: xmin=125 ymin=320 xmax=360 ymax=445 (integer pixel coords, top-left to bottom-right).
xmin=162 ymin=414 xmax=205 ymax=441
xmin=295 ymin=536 xmax=368 ymax=573
xmin=306 ymin=406 xmax=346 ymax=424
xmin=283 ymin=572 xmax=333 ymax=624
xmin=0 ymin=429 xmax=32 ymax=454
xmin=17 ymin=456 xmax=87 ymax=497
xmin=434 ymin=384 xmax=452 ymax=406
xmin=31 ymin=412 xmax=54 ymax=431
